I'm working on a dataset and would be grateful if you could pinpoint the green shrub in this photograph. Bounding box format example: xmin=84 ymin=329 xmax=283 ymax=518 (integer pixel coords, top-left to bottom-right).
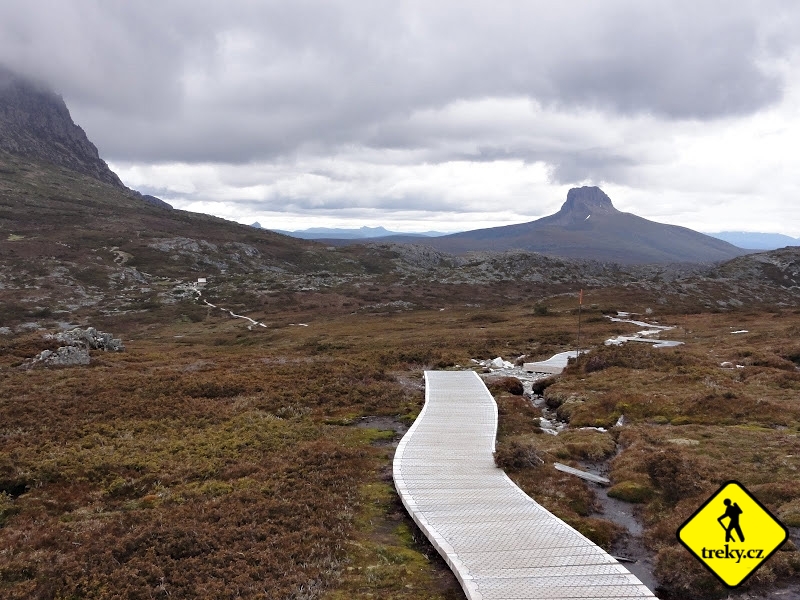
xmin=556 ymin=397 xmax=585 ymax=422
xmin=581 ymin=344 xmax=687 ymax=373
xmin=531 ymin=375 xmax=557 ymax=395
xmin=570 ymin=517 xmax=622 ymax=551
xmin=670 ymin=416 xmax=693 ymax=425
xmin=543 ymin=388 xmax=569 ymax=409
xmin=779 ymin=499 xmax=800 ymax=527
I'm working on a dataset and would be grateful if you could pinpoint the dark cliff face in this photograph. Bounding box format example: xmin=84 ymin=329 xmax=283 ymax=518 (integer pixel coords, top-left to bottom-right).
xmin=547 ymin=186 xmax=619 ymax=226
xmin=0 ymin=66 xmax=124 ymax=188
xmin=560 ymin=186 xmax=617 ymax=216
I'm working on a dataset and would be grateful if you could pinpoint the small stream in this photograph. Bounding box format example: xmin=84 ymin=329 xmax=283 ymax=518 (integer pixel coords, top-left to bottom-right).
xmin=579 ymin=459 xmax=659 ymax=594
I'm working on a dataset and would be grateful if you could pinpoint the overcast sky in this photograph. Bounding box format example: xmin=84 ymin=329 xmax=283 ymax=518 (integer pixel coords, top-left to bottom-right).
xmin=3 ymin=1 xmax=800 ymax=236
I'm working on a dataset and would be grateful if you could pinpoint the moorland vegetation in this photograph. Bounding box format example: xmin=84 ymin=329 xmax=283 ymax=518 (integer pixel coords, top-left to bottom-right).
xmin=1 ymin=143 xmax=800 ymax=599
xmin=1 ymin=288 xmax=799 ymax=599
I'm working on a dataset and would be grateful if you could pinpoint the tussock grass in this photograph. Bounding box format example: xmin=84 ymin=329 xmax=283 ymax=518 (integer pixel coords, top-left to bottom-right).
xmin=4 ymin=303 xmax=593 ymax=598
xmin=526 ymin=309 xmax=800 ymax=598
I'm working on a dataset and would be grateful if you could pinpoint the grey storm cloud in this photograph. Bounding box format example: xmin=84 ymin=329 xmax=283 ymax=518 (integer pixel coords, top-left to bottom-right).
xmin=1 ymin=0 xmax=798 ymax=178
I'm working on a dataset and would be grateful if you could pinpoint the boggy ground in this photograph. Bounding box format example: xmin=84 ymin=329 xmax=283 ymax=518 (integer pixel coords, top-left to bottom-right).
xmin=1 ymin=294 xmax=592 ymax=599
xmin=1 ymin=290 xmax=799 ymax=599
xmin=495 ymin=304 xmax=800 ymax=599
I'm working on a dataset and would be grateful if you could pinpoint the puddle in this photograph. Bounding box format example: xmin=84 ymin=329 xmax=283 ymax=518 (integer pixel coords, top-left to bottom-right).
xmin=354 ymin=416 xmax=409 ymax=448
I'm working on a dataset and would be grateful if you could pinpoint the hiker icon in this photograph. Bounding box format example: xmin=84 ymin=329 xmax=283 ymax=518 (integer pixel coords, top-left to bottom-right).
xmin=718 ymin=498 xmax=745 ymax=543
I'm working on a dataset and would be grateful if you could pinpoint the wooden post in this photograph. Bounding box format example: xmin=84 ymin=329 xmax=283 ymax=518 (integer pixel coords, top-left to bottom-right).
xmin=576 ymin=289 xmax=583 ymax=368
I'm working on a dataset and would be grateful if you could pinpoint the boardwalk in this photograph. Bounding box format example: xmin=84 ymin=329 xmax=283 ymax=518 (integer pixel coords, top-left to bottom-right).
xmin=393 ymin=371 xmax=656 ymax=599
xmin=522 ymin=351 xmax=581 ymax=374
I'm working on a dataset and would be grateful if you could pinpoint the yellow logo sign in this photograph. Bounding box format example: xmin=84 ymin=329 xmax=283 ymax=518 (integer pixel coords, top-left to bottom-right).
xmin=677 ymin=480 xmax=788 ymax=587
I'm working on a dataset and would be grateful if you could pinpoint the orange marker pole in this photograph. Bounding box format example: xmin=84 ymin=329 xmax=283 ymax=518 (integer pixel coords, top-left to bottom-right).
xmin=576 ymin=289 xmax=583 ymax=368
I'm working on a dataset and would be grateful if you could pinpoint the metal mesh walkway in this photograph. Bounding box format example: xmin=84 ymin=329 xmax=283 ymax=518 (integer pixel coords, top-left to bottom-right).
xmin=393 ymin=370 xmax=656 ymax=599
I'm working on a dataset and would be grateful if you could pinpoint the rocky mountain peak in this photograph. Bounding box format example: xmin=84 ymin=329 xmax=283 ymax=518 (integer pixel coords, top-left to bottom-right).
xmin=0 ymin=65 xmax=124 ymax=188
xmin=559 ymin=186 xmax=618 ymax=217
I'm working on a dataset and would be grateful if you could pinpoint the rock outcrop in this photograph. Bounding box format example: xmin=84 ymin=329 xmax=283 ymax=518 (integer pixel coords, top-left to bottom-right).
xmin=23 ymin=327 xmax=124 ymax=369
xmin=560 ymin=186 xmax=617 ymax=215
xmin=52 ymin=327 xmax=125 ymax=352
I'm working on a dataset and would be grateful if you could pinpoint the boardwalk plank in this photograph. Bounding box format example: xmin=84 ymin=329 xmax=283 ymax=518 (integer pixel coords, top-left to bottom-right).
xmin=393 ymin=370 xmax=656 ymax=600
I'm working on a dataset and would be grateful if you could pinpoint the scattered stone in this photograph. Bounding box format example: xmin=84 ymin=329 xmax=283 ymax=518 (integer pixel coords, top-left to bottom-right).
xmin=0 ymin=326 xmax=11 ymax=335
xmin=361 ymin=300 xmax=416 ymax=312
xmin=720 ymin=361 xmax=735 ymax=369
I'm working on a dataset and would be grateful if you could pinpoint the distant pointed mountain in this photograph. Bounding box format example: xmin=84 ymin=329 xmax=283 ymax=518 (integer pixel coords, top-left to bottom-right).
xmin=272 ymin=225 xmax=446 ymax=239
xmin=355 ymin=186 xmax=750 ymax=264
xmin=707 ymin=231 xmax=800 ymax=251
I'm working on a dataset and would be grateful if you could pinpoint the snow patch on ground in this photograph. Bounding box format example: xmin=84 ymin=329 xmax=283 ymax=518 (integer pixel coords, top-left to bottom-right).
xmin=523 ymin=350 xmax=586 ymax=374
xmin=605 ymin=312 xmax=682 ymax=348
xmin=473 ymin=356 xmax=516 ymax=369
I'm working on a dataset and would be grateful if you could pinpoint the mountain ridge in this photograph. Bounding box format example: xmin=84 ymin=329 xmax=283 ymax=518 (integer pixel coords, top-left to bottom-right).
xmin=333 ymin=186 xmax=750 ymax=264
xmin=0 ymin=65 xmax=170 ymax=209
xmin=707 ymin=231 xmax=800 ymax=250
xmin=265 ymin=225 xmax=447 ymax=239
xmin=0 ymin=68 xmax=756 ymax=267
xmin=0 ymin=65 xmax=124 ymax=188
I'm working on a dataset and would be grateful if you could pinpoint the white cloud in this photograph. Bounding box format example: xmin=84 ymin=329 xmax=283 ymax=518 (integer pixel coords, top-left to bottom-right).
xmin=6 ymin=1 xmax=800 ymax=237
